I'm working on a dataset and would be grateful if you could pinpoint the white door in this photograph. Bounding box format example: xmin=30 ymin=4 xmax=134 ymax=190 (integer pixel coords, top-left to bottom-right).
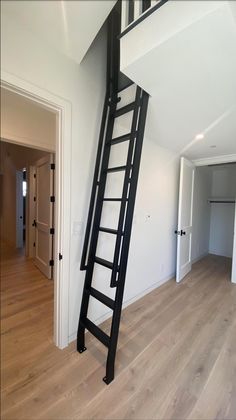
xmin=34 ymin=154 xmax=54 ymax=279
xmin=231 ymin=203 xmax=236 ymax=284
xmin=16 ymin=170 xmax=24 ymax=248
xmin=28 ymin=165 xmax=36 ymax=258
xmin=176 ymin=157 xmax=195 ymax=283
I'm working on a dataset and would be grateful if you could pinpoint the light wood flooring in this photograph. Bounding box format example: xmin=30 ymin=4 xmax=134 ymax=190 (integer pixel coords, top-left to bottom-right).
xmin=1 ymin=246 xmax=236 ymax=420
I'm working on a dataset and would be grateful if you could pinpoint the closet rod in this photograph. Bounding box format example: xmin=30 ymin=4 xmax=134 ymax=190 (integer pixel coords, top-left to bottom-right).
xmin=209 ymin=200 xmax=235 ymax=204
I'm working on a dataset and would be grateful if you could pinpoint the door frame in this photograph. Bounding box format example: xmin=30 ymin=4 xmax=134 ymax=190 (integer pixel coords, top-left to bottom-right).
xmin=1 ymin=70 xmax=72 ymax=349
xmin=231 ymin=203 xmax=236 ymax=284
xmin=16 ymin=169 xmax=24 ymax=248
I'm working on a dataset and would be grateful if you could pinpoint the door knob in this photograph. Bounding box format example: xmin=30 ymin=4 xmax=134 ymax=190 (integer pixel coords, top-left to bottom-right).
xmin=175 ymin=229 xmax=186 ymax=236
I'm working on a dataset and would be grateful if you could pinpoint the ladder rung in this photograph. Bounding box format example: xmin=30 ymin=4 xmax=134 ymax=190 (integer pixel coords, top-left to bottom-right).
xmin=81 ymin=318 xmax=110 ymax=348
xmin=106 ymin=165 xmax=127 ymax=173
xmin=103 ymin=197 xmax=128 ymax=202
xmin=99 ymin=227 xmax=124 ymax=235
xmin=99 ymin=227 xmax=118 ymax=234
xmin=89 ymin=287 xmax=115 ymax=310
xmin=114 ymin=102 xmax=136 ymax=118
xmin=94 ymin=256 xmax=113 ymax=269
xmin=110 ymin=132 xmax=133 ymax=146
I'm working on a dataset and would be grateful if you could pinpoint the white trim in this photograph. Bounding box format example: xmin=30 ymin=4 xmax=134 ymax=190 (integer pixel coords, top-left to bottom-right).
xmin=193 ymin=154 xmax=236 ymax=167
xmin=231 ymin=203 xmax=236 ymax=284
xmin=69 ymin=272 xmax=174 ymax=343
xmin=1 ymin=70 xmax=72 ymax=349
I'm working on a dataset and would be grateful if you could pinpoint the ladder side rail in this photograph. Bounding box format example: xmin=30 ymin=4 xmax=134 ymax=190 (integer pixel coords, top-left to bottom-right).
xmin=104 ymin=91 xmax=149 ymax=384
xmin=80 ymin=93 xmax=109 ymax=270
xmin=77 ymin=96 xmax=118 ymax=352
xmin=80 ymin=3 xmax=120 ymax=271
xmin=110 ymin=86 xmax=142 ymax=287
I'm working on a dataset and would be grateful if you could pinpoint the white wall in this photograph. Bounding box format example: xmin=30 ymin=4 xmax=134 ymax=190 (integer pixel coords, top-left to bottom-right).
xmin=191 ymin=166 xmax=211 ymax=262
xmin=1 ymin=0 xmax=116 ymax=65
xmin=1 ymin=88 xmax=56 ymax=151
xmin=1 ymin=10 xmax=180 ymax=342
xmin=1 ymin=12 xmax=108 ymax=340
xmin=209 ymin=164 xmax=236 ymax=257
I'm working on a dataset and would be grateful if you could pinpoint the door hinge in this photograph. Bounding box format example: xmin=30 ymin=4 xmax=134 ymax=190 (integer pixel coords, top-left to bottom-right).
xmin=34 ymin=196 xmax=36 ymax=202
xmin=50 ymin=196 xmax=55 ymax=203
xmin=49 ymin=259 xmax=54 ymax=266
xmin=59 ymin=253 xmax=63 ymax=260
xmin=50 ymin=227 xmax=55 ymax=234
xmin=34 ymin=173 xmax=36 ymax=178
xmin=50 ymin=163 xmax=55 ymax=170
xmin=33 ymin=242 xmax=35 ymax=247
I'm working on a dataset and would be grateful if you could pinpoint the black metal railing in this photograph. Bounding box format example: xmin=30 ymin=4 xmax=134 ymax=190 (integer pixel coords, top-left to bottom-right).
xmin=119 ymin=0 xmax=168 ymax=39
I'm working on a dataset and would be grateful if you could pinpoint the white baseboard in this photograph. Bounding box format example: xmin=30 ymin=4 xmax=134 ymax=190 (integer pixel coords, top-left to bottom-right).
xmin=69 ymin=272 xmax=174 ymax=344
xmin=191 ymin=252 xmax=209 ymax=264
xmin=209 ymin=250 xmax=233 ymax=259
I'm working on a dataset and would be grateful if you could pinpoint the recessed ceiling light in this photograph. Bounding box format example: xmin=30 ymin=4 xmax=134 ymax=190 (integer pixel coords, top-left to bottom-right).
xmin=195 ymin=133 xmax=204 ymax=140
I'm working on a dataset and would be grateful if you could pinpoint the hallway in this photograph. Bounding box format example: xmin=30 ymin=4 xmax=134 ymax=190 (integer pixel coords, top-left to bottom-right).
xmin=1 ymin=245 xmax=54 ymax=404
xmin=1 ymin=252 xmax=236 ymax=419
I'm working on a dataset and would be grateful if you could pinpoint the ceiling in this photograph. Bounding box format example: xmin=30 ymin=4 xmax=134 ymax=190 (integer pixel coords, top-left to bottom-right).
xmin=1 ymin=0 xmax=116 ymax=64
xmin=121 ymin=1 xmax=236 ymax=162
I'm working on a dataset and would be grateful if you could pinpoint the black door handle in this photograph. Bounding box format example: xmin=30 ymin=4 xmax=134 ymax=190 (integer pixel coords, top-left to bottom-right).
xmin=175 ymin=229 xmax=186 ymax=236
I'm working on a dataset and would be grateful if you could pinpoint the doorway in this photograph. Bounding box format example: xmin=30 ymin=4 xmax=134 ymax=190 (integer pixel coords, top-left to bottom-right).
xmin=176 ymin=157 xmax=236 ymax=283
xmin=2 ymin=141 xmax=55 ymax=280
xmin=1 ymin=78 xmax=71 ymax=348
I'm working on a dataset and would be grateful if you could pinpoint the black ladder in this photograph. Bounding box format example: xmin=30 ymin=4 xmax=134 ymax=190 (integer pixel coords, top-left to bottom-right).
xmin=77 ymin=5 xmax=149 ymax=385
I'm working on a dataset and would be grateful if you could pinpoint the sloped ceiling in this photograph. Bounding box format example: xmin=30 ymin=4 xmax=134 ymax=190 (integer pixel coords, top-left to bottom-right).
xmin=121 ymin=1 xmax=236 ymax=161
xmin=1 ymin=0 xmax=116 ymax=64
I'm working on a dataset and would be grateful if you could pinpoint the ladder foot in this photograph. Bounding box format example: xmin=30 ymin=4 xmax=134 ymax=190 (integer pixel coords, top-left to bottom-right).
xmin=103 ymin=375 xmax=114 ymax=385
xmin=77 ymin=346 xmax=87 ymax=354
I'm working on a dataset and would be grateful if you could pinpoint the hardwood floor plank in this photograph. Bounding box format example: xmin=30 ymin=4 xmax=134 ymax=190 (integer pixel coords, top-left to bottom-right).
xmin=1 ymin=246 xmax=235 ymax=420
